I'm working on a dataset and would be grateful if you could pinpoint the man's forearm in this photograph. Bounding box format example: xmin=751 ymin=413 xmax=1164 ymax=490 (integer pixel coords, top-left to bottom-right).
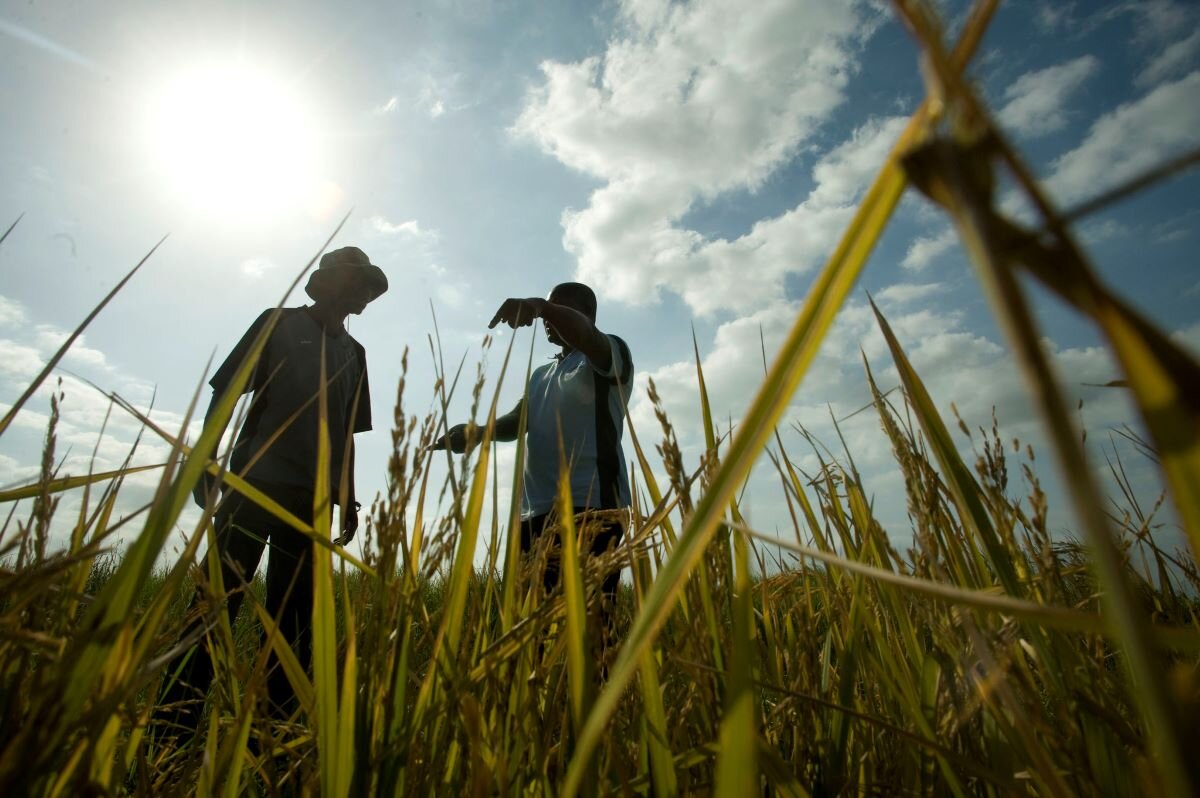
xmin=440 ymin=402 xmax=523 ymax=452
xmin=539 ymin=302 xmax=609 ymax=365
xmin=493 ymin=412 xmax=521 ymax=442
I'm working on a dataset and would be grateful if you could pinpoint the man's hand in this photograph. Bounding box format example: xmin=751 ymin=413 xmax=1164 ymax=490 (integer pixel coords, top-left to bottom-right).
xmin=427 ymin=423 xmax=471 ymax=454
xmin=335 ymin=504 xmax=360 ymax=547
xmin=489 ymin=297 xmax=547 ymax=330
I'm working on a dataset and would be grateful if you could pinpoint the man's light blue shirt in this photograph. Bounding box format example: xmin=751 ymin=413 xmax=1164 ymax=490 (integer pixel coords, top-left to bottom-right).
xmin=521 ymin=333 xmax=633 ymax=519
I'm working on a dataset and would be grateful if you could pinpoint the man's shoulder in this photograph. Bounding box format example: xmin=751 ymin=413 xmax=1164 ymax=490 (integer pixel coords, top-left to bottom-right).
xmin=248 ymin=306 xmax=306 ymax=332
xmin=605 ymin=333 xmax=633 ymax=368
xmin=606 ymin=332 xmax=631 ymax=351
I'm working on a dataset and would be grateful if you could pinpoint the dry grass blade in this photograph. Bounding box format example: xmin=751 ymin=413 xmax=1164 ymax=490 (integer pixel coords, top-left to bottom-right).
xmin=0 ymin=213 xmax=23 ymax=247
xmin=713 ymin=527 xmax=756 ymax=796
xmin=1056 ymin=144 xmax=1200 ymax=226
xmin=735 ymin=524 xmax=1199 ymax=649
xmin=0 ymin=464 xmax=166 ymax=503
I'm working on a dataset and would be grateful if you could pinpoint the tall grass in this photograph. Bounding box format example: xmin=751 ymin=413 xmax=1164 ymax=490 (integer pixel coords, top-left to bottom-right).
xmin=2 ymin=0 xmax=1199 ymax=794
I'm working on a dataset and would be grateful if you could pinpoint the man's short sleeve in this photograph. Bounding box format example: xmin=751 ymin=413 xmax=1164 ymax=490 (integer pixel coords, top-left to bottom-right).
xmin=595 ymin=334 xmax=633 ymax=385
xmin=352 ymin=344 xmax=373 ymax=434
xmin=209 ymin=310 xmax=273 ymax=396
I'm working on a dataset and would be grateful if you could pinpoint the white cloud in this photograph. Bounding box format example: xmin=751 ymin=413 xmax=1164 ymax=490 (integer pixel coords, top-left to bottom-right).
xmin=875 ymin=282 xmax=945 ymax=306
xmin=30 ymin=326 xmax=108 ymax=371
xmin=559 ymin=115 xmax=905 ymax=317
xmin=997 ymin=55 xmax=1099 ymax=138
xmin=632 ymin=296 xmax=1150 ymax=537
xmin=1149 ymin=209 xmax=1199 ymax=244
xmin=375 ymin=71 xmax=460 ymax=119
xmin=436 ymin=283 xmax=467 ymax=309
xmin=1137 ymin=29 xmax=1200 ymax=87
xmin=1047 ymin=70 xmax=1200 ymax=206
xmin=368 ymin=215 xmax=436 ymax=241
xmin=1173 ymin=322 xmax=1200 ymax=357
xmin=0 ymin=339 xmax=44 ymax=378
xmin=0 ymin=295 xmax=27 ymax=327
xmin=0 ymin=453 xmax=38 ymax=487
xmin=1077 ymin=218 xmax=1131 ymax=247
xmin=1129 ymin=1 xmax=1195 ymax=47
xmin=1034 ymin=2 xmax=1076 ymax=33
xmin=900 ymin=227 xmax=956 ymax=271
xmin=374 ymin=95 xmax=400 ymax=114
xmin=516 ymin=0 xmax=872 ymax=189
xmin=420 ymin=87 xmax=446 ymax=119
xmin=0 ymin=309 xmax=197 ymax=553
xmin=514 ymin=0 xmax=884 ymax=315
xmin=241 ymin=257 xmax=277 ymax=278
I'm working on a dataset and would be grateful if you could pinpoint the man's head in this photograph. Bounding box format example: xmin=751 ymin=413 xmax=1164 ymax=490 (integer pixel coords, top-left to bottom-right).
xmin=305 ymin=247 xmax=389 ymax=314
xmin=545 ymin=282 xmax=597 ymax=346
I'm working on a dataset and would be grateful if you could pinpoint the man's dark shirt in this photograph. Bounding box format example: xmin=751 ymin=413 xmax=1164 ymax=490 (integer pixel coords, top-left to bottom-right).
xmin=210 ymin=307 xmax=371 ymax=497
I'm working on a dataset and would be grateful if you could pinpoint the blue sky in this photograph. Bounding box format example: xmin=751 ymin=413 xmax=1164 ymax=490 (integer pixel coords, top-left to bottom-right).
xmin=1 ymin=0 xmax=1198 ymax=561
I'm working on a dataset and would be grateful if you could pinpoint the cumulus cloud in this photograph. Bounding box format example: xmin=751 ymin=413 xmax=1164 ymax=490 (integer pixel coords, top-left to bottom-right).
xmin=561 ymin=115 xmax=905 ymax=316
xmin=997 ymin=55 xmax=1099 ymax=138
xmin=900 ymin=227 xmax=956 ymax=271
xmin=514 ymin=0 xmax=885 ymax=315
xmin=1046 ymin=70 xmax=1200 ymax=206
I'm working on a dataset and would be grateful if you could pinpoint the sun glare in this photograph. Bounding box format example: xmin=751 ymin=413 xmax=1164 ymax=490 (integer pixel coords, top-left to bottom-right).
xmin=145 ymin=61 xmax=321 ymax=218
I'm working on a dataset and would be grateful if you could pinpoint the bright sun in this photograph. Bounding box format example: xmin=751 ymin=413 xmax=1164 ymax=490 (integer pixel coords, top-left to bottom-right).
xmin=145 ymin=61 xmax=321 ymax=218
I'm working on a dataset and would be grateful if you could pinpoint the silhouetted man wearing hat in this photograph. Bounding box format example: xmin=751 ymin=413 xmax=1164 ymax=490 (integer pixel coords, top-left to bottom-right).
xmin=431 ymin=282 xmax=633 ymax=659
xmin=156 ymin=246 xmax=387 ymax=737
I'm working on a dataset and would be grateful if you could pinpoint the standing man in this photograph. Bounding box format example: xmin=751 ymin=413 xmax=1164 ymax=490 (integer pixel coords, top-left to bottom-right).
xmin=432 ymin=282 xmax=633 ymax=631
xmin=157 ymin=246 xmax=386 ymax=735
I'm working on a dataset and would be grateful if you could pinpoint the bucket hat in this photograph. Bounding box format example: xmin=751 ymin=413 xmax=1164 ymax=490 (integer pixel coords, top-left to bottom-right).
xmin=304 ymin=246 xmax=388 ymax=303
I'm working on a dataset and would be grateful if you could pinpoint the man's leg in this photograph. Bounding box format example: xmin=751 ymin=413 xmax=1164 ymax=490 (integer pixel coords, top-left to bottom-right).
xmin=520 ymin=513 xmax=559 ymax=597
xmin=589 ymin=518 xmax=625 ymax=680
xmin=263 ymin=489 xmax=315 ymax=720
xmin=591 ymin=519 xmax=624 ymax=606
xmin=156 ymin=494 xmax=267 ymax=738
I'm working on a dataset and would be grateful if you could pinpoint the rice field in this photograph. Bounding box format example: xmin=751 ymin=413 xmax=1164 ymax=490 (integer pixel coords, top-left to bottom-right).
xmin=1 ymin=1 xmax=1199 ymax=795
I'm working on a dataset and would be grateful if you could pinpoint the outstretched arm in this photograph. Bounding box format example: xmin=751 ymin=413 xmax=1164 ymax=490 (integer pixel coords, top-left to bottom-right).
xmin=489 ymin=298 xmax=612 ymax=372
xmin=429 ymin=399 xmax=524 ymax=453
